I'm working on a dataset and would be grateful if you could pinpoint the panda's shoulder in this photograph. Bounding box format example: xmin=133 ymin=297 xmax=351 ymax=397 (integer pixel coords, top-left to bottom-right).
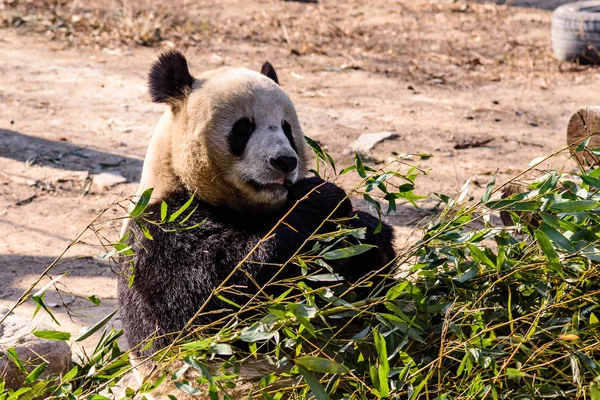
xmin=127 ymin=190 xmax=270 ymax=244
xmin=124 ymin=191 xmax=219 ymax=243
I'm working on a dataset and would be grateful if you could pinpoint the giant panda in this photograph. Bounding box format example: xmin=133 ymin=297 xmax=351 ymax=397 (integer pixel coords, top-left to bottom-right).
xmin=117 ymin=51 xmax=396 ymax=361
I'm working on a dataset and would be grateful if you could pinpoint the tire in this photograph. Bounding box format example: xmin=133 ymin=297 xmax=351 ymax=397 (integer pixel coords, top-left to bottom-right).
xmin=552 ymin=1 xmax=600 ymax=63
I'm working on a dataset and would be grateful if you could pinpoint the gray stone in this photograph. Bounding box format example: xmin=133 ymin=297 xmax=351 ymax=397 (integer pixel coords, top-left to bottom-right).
xmin=349 ymin=132 xmax=398 ymax=153
xmin=93 ymin=172 xmax=127 ymax=189
xmin=0 ymin=314 xmax=71 ymax=390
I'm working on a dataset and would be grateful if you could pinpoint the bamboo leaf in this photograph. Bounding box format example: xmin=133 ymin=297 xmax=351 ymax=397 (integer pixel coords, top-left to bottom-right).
xmin=298 ymin=366 xmax=329 ymax=400
xmin=33 ymin=330 xmax=71 ymax=341
xmin=534 ymin=229 xmax=564 ymax=276
xmin=130 ymin=188 xmax=153 ymax=218
xmin=373 ymin=330 xmax=390 ymax=398
xmin=169 ymin=193 xmax=195 ymax=222
xmin=75 ymin=309 xmax=118 ymax=342
xmin=551 ymin=200 xmax=599 ymax=213
xmin=295 ymin=356 xmax=349 ymax=374
xmin=24 ymin=363 xmax=46 ymax=384
xmin=160 ymin=201 xmax=168 ymax=222
xmin=322 ymin=244 xmax=375 ymax=260
xmin=481 ymin=174 xmax=496 ymax=203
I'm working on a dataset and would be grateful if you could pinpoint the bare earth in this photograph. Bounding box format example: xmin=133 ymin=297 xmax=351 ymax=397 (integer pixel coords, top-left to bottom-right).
xmin=1 ymin=0 xmax=600 ymax=349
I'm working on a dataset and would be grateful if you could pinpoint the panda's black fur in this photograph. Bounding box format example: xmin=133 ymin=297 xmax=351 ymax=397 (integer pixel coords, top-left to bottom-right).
xmin=148 ymin=50 xmax=195 ymax=105
xmin=260 ymin=61 xmax=279 ymax=85
xmin=118 ymin=177 xmax=395 ymax=356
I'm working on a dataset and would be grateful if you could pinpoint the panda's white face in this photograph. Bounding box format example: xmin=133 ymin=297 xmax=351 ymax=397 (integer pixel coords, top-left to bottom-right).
xmin=176 ymin=67 xmax=310 ymax=211
xmin=220 ymin=82 xmax=301 ymax=207
xmin=228 ymin=114 xmax=300 ymax=204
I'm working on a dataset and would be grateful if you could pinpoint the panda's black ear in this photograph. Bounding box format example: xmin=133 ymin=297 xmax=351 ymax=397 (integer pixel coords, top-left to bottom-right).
xmin=148 ymin=51 xmax=195 ymax=106
xmin=260 ymin=61 xmax=279 ymax=85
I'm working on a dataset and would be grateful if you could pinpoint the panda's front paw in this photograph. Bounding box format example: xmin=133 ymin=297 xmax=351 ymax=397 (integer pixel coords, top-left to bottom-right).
xmin=290 ymin=177 xmax=352 ymax=218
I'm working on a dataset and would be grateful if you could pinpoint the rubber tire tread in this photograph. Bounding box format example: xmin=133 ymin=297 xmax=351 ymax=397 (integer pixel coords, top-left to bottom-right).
xmin=552 ymin=1 xmax=600 ymax=62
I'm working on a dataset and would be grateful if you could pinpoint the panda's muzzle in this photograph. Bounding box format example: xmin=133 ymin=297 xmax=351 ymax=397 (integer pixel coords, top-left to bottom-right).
xmin=246 ymin=177 xmax=293 ymax=191
xmin=269 ymin=155 xmax=297 ymax=173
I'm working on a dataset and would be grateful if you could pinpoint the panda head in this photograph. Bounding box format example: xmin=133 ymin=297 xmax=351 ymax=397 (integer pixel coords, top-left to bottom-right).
xmin=147 ymin=51 xmax=310 ymax=212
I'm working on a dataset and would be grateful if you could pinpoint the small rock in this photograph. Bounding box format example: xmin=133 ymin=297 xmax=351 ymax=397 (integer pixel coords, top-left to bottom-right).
xmin=349 ymin=132 xmax=398 ymax=153
xmin=93 ymin=172 xmax=127 ymax=189
xmin=0 ymin=315 xmax=71 ymax=390
xmin=1 ymin=172 xmax=38 ymax=187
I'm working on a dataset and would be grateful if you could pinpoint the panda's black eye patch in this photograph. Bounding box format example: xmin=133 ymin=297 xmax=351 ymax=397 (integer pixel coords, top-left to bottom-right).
xmin=229 ymin=117 xmax=256 ymax=156
xmin=282 ymin=120 xmax=297 ymax=153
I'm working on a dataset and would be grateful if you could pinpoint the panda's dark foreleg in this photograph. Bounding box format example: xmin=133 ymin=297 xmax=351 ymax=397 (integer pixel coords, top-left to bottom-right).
xmin=342 ymin=210 xmax=396 ymax=292
xmin=267 ymin=177 xmax=396 ymax=294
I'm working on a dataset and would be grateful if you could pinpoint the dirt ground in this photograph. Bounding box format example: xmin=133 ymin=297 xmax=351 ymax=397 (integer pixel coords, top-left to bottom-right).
xmin=1 ymin=0 xmax=600 ymax=350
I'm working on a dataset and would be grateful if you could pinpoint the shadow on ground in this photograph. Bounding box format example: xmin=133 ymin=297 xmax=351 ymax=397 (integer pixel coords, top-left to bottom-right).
xmin=0 ymin=129 xmax=143 ymax=182
xmin=0 ymin=254 xmax=114 ymax=302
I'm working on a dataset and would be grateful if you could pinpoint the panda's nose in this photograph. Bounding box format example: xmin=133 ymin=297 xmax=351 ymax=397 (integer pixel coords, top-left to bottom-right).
xmin=270 ymin=156 xmax=298 ymax=173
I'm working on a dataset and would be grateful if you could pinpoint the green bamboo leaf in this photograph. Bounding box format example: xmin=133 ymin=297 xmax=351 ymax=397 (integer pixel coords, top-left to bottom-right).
xmin=160 ymin=201 xmax=168 ymax=222
xmin=5 ymin=348 xmax=25 ymax=374
xmin=24 ymin=363 xmax=46 ymax=384
xmin=6 ymin=387 xmax=30 ymax=400
xmin=540 ymin=222 xmax=576 ymax=254
xmin=374 ymin=330 xmax=390 ymax=398
xmin=581 ymin=174 xmax=600 ymax=190
xmin=62 ymin=366 xmax=79 ymax=382
xmin=364 ymin=193 xmax=384 ymax=234
xmin=260 ymin=373 xmax=277 ymax=389
xmin=130 ymin=188 xmax=153 ymax=218
xmin=140 ymin=373 xmax=167 ymax=393
xmin=506 ymin=368 xmax=525 ymax=379
xmin=551 ymin=200 xmax=599 ymax=213
xmin=322 ymin=244 xmax=375 ymax=260
xmin=467 ymin=244 xmax=496 ymax=269
xmin=591 ymin=379 xmax=600 ymax=400
xmin=169 ymin=193 xmax=195 ymax=222
xmin=534 ymin=230 xmax=563 ymax=276
xmin=481 ymin=174 xmax=496 ymax=203
xmin=386 ymin=282 xmax=423 ymax=301
xmin=354 ymin=152 xmax=367 ymax=178
xmin=295 ymin=356 xmax=349 ymax=374
xmin=181 ymin=338 xmax=212 ymax=351
xmin=340 ymin=165 xmax=357 ymax=175
xmin=31 ymin=294 xmax=60 ymax=325
xmin=75 ymin=309 xmax=118 ymax=342
xmin=33 ymin=330 xmax=71 ymax=341
xmin=216 ymin=294 xmax=241 ymax=309
xmin=298 ymin=365 xmax=329 ymax=400
xmin=325 ymin=152 xmax=337 ymax=174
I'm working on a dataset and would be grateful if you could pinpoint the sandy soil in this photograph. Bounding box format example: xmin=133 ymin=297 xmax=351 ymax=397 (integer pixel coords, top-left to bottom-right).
xmin=1 ymin=0 xmax=600 ymax=350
